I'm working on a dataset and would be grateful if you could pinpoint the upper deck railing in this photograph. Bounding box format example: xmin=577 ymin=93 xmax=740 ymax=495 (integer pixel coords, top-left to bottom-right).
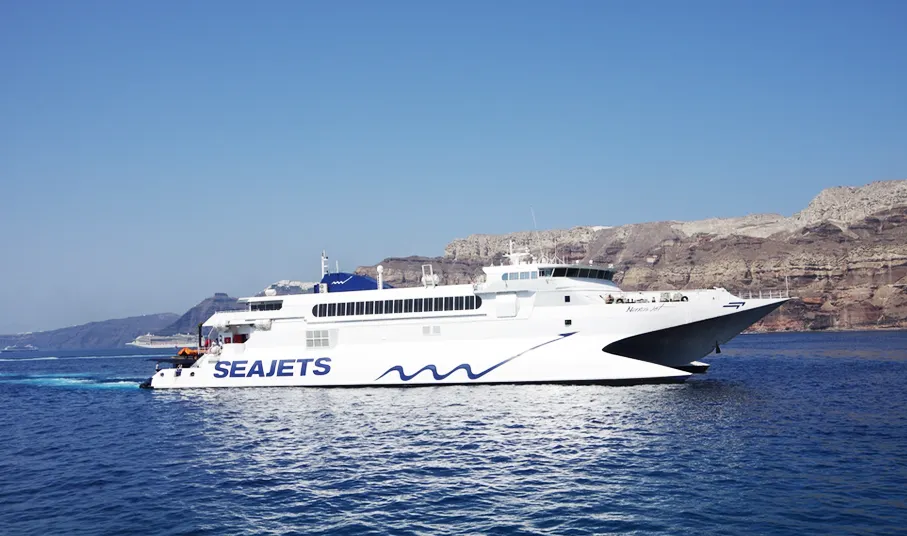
xmin=599 ymin=287 xmax=791 ymax=305
xmin=733 ymin=289 xmax=791 ymax=299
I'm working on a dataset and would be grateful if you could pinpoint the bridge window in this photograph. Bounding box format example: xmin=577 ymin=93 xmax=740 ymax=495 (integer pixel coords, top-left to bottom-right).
xmin=578 ymin=268 xmax=590 ymax=278
xmin=566 ymin=268 xmax=580 ymax=277
xmin=251 ymin=301 xmax=283 ymax=311
xmin=540 ymin=268 xmax=553 ymax=277
xmin=531 ymin=271 xmax=538 ymax=279
xmin=553 ymin=267 xmax=567 ymax=277
xmin=520 ymin=272 xmax=530 ymax=280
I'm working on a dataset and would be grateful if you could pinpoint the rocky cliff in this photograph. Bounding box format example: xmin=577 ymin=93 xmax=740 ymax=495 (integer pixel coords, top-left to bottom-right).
xmin=357 ymin=180 xmax=907 ymax=332
xmin=0 ymin=293 xmax=245 ymax=350
xmin=154 ymin=293 xmax=244 ymax=335
xmin=0 ymin=313 xmax=179 ymax=351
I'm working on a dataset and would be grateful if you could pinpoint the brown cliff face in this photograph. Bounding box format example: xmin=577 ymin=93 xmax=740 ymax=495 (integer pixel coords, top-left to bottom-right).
xmin=357 ymin=180 xmax=907 ymax=332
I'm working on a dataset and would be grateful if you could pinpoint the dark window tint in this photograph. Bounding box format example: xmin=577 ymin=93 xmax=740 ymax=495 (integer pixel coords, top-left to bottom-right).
xmin=566 ymin=268 xmax=580 ymax=277
xmin=375 ymin=300 xmax=384 ymax=314
xmin=404 ymin=299 xmax=413 ymax=313
xmin=366 ymin=301 xmax=374 ymax=314
xmin=327 ymin=303 xmax=336 ymax=316
xmin=312 ymin=305 xmax=318 ymax=317
xmin=455 ymin=296 xmax=464 ymax=310
xmin=434 ymin=297 xmax=443 ymax=311
xmin=578 ymin=268 xmax=590 ymax=278
xmin=251 ymin=301 xmax=283 ymax=311
xmin=465 ymin=296 xmax=475 ymax=309
xmin=443 ymin=297 xmax=453 ymax=311
xmin=356 ymin=302 xmax=364 ymax=315
xmin=414 ymin=299 xmax=423 ymax=313
xmin=318 ymin=304 xmax=327 ymax=317
xmin=553 ymin=267 xmax=567 ymax=277
xmin=393 ymin=300 xmax=403 ymax=313
xmin=385 ymin=300 xmax=393 ymax=313
xmin=424 ymin=298 xmax=433 ymax=312
xmin=476 ymin=296 xmax=483 ymax=308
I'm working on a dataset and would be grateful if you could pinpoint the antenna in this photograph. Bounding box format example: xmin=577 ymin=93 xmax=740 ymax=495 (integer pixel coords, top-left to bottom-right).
xmin=321 ymin=251 xmax=329 ymax=277
xmin=530 ymin=206 xmax=542 ymax=262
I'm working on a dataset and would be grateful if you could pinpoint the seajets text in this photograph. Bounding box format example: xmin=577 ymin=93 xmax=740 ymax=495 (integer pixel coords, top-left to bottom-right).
xmin=213 ymin=358 xmax=332 ymax=378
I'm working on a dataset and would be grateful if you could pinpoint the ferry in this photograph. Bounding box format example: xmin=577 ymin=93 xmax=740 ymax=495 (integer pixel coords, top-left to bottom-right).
xmin=141 ymin=249 xmax=789 ymax=389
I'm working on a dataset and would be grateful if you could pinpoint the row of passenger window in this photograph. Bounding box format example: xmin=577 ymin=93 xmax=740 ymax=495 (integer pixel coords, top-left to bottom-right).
xmin=503 ymin=268 xmax=615 ymax=281
xmin=251 ymin=301 xmax=283 ymax=311
xmin=312 ymin=296 xmax=483 ymax=318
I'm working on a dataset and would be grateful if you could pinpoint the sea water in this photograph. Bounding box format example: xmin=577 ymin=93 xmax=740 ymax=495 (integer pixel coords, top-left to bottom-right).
xmin=0 ymin=332 xmax=905 ymax=535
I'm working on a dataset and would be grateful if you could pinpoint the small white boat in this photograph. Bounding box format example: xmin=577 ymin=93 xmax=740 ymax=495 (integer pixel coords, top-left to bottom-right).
xmin=128 ymin=333 xmax=197 ymax=349
xmin=1 ymin=344 xmax=39 ymax=353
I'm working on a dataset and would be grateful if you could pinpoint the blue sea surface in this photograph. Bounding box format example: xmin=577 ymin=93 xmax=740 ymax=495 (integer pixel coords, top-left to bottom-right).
xmin=1 ymin=332 xmax=906 ymax=535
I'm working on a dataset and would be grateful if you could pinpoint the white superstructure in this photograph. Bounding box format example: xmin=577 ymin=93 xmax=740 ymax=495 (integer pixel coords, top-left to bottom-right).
xmin=143 ymin=249 xmax=789 ymax=389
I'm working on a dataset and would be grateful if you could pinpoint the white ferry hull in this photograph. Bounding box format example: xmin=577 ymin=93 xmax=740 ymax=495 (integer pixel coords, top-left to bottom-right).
xmin=148 ymin=333 xmax=690 ymax=389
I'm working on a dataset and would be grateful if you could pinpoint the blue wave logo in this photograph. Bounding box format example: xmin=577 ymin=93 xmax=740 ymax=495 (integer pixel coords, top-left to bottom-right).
xmin=375 ymin=332 xmax=576 ymax=382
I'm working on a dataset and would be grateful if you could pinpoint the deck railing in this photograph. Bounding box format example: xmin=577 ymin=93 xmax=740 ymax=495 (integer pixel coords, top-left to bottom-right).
xmin=733 ymin=289 xmax=791 ymax=299
xmin=600 ymin=287 xmax=791 ymax=305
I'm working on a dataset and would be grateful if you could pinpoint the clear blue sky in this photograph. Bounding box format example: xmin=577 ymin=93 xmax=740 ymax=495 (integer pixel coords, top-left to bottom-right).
xmin=2 ymin=0 xmax=905 ymax=333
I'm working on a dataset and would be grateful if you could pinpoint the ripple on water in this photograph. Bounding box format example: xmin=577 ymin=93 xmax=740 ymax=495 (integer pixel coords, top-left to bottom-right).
xmin=0 ymin=332 xmax=905 ymax=535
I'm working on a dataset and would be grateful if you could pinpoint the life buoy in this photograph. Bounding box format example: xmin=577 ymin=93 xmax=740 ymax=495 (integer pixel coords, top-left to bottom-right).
xmin=680 ymin=296 xmax=689 ymax=302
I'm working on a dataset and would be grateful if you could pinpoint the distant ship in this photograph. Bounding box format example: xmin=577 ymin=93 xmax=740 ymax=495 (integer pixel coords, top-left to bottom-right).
xmin=128 ymin=333 xmax=197 ymax=349
xmin=1 ymin=344 xmax=39 ymax=352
